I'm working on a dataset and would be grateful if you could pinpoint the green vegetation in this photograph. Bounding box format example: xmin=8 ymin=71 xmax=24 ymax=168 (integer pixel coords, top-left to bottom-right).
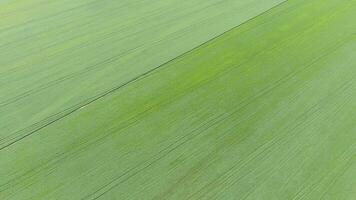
xmin=0 ymin=0 xmax=355 ymax=199
xmin=0 ymin=0 xmax=284 ymax=147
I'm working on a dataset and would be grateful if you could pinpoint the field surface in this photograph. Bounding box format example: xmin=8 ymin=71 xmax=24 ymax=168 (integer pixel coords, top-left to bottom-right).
xmin=0 ymin=0 xmax=356 ymax=199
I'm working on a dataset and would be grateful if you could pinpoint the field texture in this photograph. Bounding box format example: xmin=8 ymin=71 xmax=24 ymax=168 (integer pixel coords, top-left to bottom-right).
xmin=1 ymin=0 xmax=356 ymax=199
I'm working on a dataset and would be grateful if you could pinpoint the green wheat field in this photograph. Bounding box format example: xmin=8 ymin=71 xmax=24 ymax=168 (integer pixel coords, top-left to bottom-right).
xmin=0 ymin=0 xmax=355 ymax=199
